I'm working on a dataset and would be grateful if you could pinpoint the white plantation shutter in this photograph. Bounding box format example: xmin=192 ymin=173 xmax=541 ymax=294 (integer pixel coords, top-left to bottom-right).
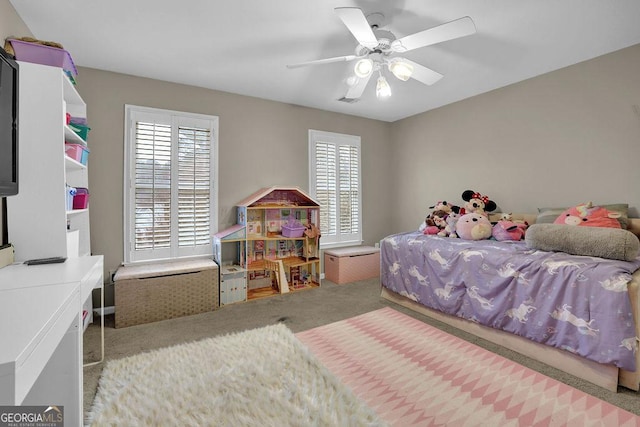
xmin=314 ymin=142 xmax=337 ymax=237
xmin=339 ymin=144 xmax=359 ymax=236
xmin=309 ymin=130 xmax=361 ymax=246
xmin=178 ymin=126 xmax=211 ymax=247
xmin=134 ymin=122 xmax=172 ymax=251
xmin=125 ymin=106 xmax=218 ymax=263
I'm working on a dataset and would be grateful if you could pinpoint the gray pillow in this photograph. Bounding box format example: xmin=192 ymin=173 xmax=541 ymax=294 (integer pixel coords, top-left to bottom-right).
xmin=536 ymin=203 xmax=629 ymax=229
xmin=525 ymin=223 xmax=639 ymax=261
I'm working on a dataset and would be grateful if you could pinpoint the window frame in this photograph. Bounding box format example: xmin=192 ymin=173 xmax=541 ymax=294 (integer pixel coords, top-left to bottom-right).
xmin=308 ymin=129 xmax=362 ymax=248
xmin=123 ymin=105 xmax=219 ymax=264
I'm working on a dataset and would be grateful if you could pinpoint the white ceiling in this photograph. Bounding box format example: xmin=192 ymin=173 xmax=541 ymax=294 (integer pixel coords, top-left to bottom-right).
xmin=9 ymin=0 xmax=640 ymax=122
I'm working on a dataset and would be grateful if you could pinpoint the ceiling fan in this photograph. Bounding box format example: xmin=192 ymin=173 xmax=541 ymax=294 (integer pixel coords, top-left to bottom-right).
xmin=287 ymin=7 xmax=476 ymax=101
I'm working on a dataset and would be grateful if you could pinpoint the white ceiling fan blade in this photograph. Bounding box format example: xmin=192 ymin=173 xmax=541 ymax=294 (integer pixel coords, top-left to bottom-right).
xmin=344 ymin=73 xmax=373 ymax=99
xmin=287 ymin=55 xmax=357 ymax=69
xmin=402 ymin=59 xmax=443 ymax=85
xmin=335 ymin=7 xmax=378 ymax=49
xmin=391 ymin=16 xmax=476 ymax=53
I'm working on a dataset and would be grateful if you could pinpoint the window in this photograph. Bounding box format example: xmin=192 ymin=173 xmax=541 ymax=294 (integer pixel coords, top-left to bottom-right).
xmin=308 ymin=130 xmax=361 ymax=247
xmin=124 ymin=105 xmax=218 ymax=263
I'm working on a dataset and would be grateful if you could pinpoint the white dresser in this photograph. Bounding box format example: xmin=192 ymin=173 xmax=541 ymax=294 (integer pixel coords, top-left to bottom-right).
xmin=0 ymin=256 xmax=103 ymax=426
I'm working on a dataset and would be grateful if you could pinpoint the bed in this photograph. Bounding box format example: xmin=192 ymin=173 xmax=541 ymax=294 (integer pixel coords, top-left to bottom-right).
xmin=380 ymin=213 xmax=640 ymax=392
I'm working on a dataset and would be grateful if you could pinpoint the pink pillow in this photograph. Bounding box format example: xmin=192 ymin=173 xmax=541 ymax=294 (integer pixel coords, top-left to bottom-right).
xmin=553 ymin=203 xmax=621 ymax=229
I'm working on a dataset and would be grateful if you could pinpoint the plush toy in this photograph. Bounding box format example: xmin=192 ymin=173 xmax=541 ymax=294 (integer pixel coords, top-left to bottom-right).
xmin=500 ymin=212 xmax=513 ymax=221
xmin=428 ymin=209 xmax=448 ymax=234
xmin=461 ymin=190 xmax=497 ymax=217
xmin=553 ymin=202 xmax=621 ymax=229
xmin=430 ymin=200 xmax=465 ymax=215
xmin=419 ymin=214 xmax=436 ymax=234
xmin=419 ymin=215 xmax=437 ymax=233
xmin=430 ymin=200 xmax=464 ymax=214
xmin=456 ymin=213 xmax=493 ymax=240
xmin=439 ymin=212 xmax=460 ymax=238
xmin=429 ymin=201 xmax=452 ymax=214
xmin=422 ymin=214 xmax=441 ymax=234
xmin=421 ymin=209 xmax=448 ymax=235
xmin=492 ymin=220 xmax=528 ymax=241
xmin=423 ymin=225 xmax=440 ymax=235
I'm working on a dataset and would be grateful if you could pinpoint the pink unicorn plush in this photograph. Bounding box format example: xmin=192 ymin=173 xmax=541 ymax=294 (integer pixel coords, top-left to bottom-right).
xmin=553 ymin=202 xmax=621 ymax=229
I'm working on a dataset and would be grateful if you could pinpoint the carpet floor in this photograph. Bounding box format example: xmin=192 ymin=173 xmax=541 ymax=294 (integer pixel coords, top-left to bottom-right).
xmin=297 ymin=307 xmax=640 ymax=426
xmin=83 ymin=279 xmax=639 ymax=423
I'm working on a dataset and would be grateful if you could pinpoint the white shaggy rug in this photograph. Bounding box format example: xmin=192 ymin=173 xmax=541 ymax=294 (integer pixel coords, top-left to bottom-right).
xmin=86 ymin=323 xmax=384 ymax=426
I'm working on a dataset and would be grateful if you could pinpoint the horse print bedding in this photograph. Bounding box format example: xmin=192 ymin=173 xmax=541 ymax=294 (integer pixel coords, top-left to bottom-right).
xmin=380 ymin=231 xmax=640 ymax=371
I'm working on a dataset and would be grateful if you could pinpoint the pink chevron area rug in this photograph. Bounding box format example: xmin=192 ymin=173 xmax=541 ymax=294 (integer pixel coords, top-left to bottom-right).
xmin=296 ymin=307 xmax=640 ymax=427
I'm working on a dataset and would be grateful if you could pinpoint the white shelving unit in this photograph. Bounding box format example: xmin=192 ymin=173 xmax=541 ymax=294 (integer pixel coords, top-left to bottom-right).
xmin=8 ymin=61 xmax=90 ymax=262
xmin=6 ymin=61 xmax=102 ymax=362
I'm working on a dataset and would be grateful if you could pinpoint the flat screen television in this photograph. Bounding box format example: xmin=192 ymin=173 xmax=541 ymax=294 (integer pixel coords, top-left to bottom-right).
xmin=0 ymin=46 xmax=19 ymax=197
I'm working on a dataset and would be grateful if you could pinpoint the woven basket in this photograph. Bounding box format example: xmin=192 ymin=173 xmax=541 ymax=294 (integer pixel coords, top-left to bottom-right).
xmin=114 ymin=260 xmax=219 ymax=328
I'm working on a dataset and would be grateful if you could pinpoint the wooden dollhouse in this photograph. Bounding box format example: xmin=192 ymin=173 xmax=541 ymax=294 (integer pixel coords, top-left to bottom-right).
xmin=213 ymin=186 xmax=321 ymax=303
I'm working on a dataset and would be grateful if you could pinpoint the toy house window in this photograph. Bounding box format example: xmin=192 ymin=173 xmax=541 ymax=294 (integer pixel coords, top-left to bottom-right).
xmin=308 ymin=130 xmax=362 ymax=247
xmin=124 ymin=105 xmax=218 ymax=263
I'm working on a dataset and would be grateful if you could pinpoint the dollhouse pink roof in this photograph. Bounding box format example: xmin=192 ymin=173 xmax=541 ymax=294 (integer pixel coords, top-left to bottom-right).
xmin=213 ymin=224 xmax=245 ymax=239
xmin=235 ymin=186 xmax=319 ymax=207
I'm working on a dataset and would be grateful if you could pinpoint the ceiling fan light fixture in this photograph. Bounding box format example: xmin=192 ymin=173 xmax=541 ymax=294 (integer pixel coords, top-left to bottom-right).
xmin=354 ymin=58 xmax=373 ymax=78
xmin=389 ymin=59 xmax=413 ymax=81
xmin=376 ymin=75 xmax=391 ymax=99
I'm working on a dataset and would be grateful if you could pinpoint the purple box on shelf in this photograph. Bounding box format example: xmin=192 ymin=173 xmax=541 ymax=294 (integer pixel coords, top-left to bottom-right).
xmin=73 ymin=188 xmax=89 ymax=209
xmin=69 ymin=116 xmax=88 ymax=125
xmin=8 ymin=39 xmax=78 ymax=75
xmin=281 ymin=219 xmax=305 ymax=238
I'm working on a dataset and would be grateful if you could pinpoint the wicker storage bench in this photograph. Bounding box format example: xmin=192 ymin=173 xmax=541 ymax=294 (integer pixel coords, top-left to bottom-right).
xmin=324 ymin=246 xmax=380 ymax=284
xmin=114 ymin=259 xmax=219 ymax=328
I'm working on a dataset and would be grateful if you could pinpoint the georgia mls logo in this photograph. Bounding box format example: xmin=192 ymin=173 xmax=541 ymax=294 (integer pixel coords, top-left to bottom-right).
xmin=44 ymin=406 xmax=63 ymax=420
xmin=0 ymin=405 xmax=64 ymax=427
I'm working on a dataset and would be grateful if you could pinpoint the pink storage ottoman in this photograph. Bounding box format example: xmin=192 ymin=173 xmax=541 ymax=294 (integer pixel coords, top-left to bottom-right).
xmin=324 ymin=246 xmax=380 ymax=284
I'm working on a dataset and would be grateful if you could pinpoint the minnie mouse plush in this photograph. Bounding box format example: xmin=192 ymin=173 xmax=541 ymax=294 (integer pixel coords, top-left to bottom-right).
xmin=461 ymin=190 xmax=497 ymax=217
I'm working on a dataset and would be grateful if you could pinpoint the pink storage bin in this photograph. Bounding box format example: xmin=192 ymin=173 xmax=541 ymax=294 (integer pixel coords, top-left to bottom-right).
xmin=65 ymin=143 xmax=89 ymax=165
xmin=9 ymin=39 xmax=78 ymax=75
xmin=73 ymin=188 xmax=89 ymax=209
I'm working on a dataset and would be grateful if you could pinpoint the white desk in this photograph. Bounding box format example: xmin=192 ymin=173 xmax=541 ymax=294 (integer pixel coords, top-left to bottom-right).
xmin=0 ymin=256 xmax=103 ymax=427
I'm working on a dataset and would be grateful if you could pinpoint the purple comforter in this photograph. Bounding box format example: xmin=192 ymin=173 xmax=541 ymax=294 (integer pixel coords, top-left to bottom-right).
xmin=380 ymin=231 xmax=640 ymax=371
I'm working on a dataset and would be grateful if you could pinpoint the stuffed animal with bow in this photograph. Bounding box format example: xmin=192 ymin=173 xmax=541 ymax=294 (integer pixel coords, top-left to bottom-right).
xmin=461 ymin=190 xmax=497 ymax=217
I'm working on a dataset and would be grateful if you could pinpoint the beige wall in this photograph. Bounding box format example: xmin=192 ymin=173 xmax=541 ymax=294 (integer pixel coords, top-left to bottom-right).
xmin=0 ymin=1 xmax=31 ymax=41
xmin=74 ymin=69 xmax=392 ymax=285
xmin=390 ymin=43 xmax=640 ymax=234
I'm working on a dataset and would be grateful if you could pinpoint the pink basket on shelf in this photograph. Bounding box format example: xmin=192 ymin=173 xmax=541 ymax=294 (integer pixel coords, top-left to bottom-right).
xmin=73 ymin=188 xmax=89 ymax=209
xmin=65 ymin=143 xmax=89 ymax=165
